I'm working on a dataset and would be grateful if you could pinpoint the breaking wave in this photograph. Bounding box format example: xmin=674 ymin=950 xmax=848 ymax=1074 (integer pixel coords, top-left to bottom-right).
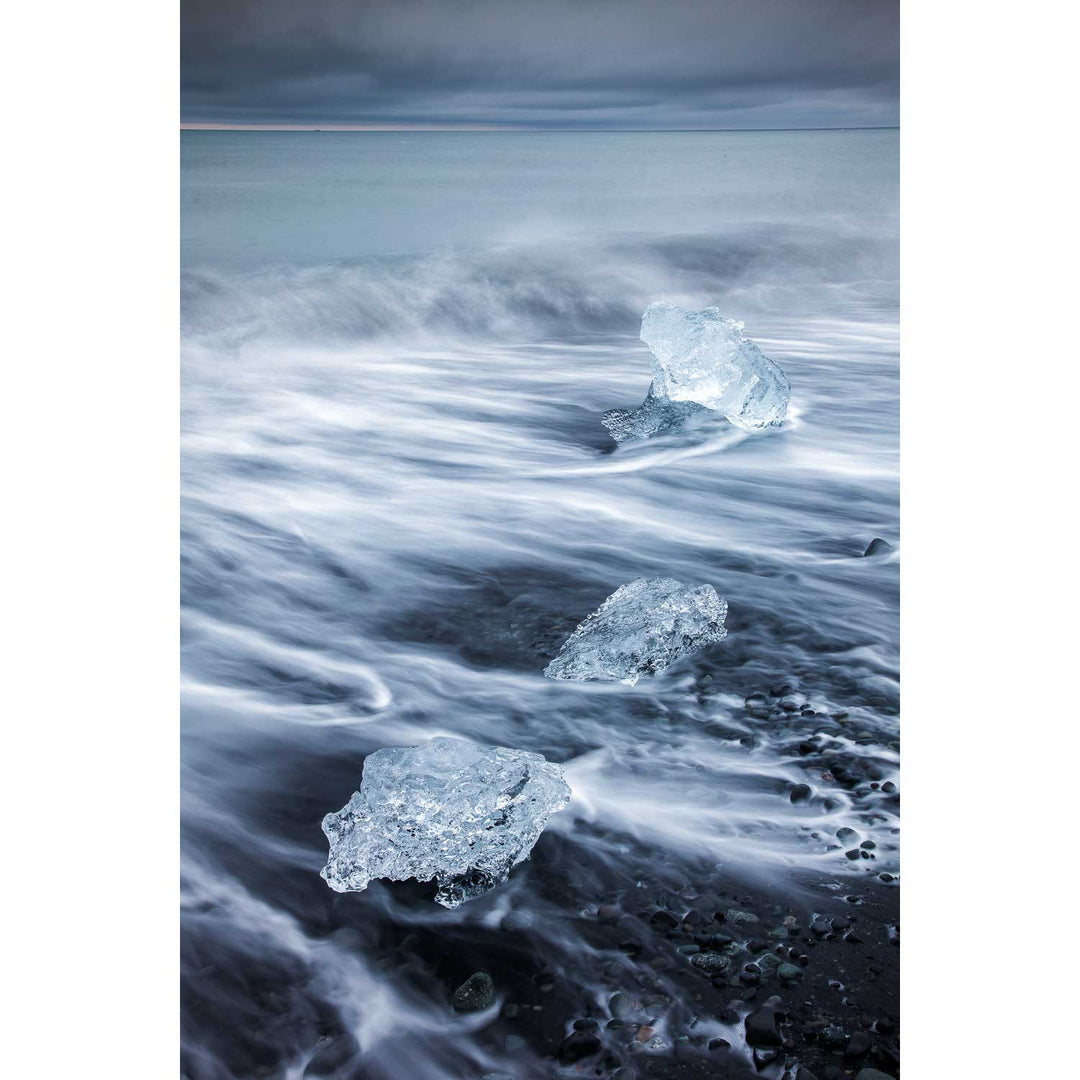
xmin=181 ymin=224 xmax=897 ymax=347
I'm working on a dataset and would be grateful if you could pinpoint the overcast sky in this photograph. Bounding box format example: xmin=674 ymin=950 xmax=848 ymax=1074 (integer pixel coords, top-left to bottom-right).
xmin=181 ymin=0 xmax=898 ymax=130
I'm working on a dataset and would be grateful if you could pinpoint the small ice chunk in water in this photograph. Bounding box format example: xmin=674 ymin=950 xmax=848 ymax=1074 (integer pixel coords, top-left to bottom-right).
xmin=544 ymin=577 xmax=728 ymax=685
xmin=602 ymin=382 xmax=713 ymax=444
xmin=320 ymin=736 xmax=571 ymax=909
xmin=640 ymin=301 xmax=790 ymax=430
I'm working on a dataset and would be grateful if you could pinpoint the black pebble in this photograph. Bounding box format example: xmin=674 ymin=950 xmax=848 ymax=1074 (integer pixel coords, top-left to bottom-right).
xmin=690 ymin=951 xmax=729 ymax=975
xmin=558 ymin=1030 xmax=602 ymax=1064
xmin=845 ymin=1031 xmax=873 ymax=1059
xmin=451 ymin=972 xmax=495 ymax=1013
xmin=744 ymin=1006 xmax=784 ymax=1047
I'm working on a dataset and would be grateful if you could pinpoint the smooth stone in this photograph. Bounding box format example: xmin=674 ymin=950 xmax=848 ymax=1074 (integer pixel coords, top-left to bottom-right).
xmin=725 ymin=908 xmax=759 ymax=924
xmin=820 ymin=1024 xmax=848 ymax=1049
xmin=557 ymin=1031 xmax=602 ymax=1064
xmin=863 ymin=537 xmax=893 ymax=557
xmin=744 ymin=1006 xmax=783 ymax=1047
xmin=846 ymin=1031 xmax=873 ymax=1059
xmin=452 ymin=972 xmax=495 ymax=1013
xmin=500 ymin=910 xmax=535 ymax=932
xmin=689 ymin=951 xmax=729 ymax=975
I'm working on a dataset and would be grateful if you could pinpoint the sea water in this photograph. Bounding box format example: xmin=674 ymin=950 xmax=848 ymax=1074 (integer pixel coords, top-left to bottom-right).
xmin=181 ymin=130 xmax=899 ymax=1079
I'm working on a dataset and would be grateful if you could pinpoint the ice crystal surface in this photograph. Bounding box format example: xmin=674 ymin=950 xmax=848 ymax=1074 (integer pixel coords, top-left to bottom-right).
xmin=640 ymin=301 xmax=790 ymax=430
xmin=544 ymin=577 xmax=728 ymax=685
xmin=602 ymin=382 xmax=712 ymax=444
xmin=320 ymin=737 xmax=571 ymax=908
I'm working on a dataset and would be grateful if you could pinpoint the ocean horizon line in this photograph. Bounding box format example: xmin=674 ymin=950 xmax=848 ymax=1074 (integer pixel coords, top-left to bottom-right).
xmin=181 ymin=123 xmax=900 ymax=133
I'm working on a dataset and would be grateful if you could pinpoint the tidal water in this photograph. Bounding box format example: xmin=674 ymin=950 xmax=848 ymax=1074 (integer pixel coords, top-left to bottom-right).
xmin=181 ymin=130 xmax=899 ymax=1079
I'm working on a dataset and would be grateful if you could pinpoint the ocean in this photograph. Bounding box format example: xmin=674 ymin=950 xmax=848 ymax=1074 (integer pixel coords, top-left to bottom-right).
xmin=181 ymin=129 xmax=900 ymax=1079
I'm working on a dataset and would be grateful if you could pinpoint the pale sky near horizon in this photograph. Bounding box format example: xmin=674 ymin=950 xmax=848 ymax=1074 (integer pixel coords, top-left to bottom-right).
xmin=182 ymin=0 xmax=899 ymax=131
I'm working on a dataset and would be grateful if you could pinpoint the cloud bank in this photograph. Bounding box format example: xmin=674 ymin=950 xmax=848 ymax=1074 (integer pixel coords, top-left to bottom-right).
xmin=182 ymin=0 xmax=899 ymax=129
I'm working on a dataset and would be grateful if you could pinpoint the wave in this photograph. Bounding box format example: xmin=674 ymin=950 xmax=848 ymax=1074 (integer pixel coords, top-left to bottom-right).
xmin=181 ymin=223 xmax=898 ymax=347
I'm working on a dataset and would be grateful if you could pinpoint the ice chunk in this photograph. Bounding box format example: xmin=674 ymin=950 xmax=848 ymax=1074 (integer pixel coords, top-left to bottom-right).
xmin=544 ymin=577 xmax=728 ymax=685
xmin=640 ymin=301 xmax=790 ymax=430
xmin=320 ymin=736 xmax=571 ymax=908
xmin=602 ymin=382 xmax=713 ymax=444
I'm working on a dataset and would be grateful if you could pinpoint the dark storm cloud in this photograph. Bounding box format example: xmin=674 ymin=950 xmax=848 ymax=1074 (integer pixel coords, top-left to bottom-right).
xmin=181 ymin=0 xmax=898 ymax=129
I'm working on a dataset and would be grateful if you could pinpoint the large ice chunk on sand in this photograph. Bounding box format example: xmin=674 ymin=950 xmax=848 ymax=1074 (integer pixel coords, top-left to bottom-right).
xmin=640 ymin=301 xmax=790 ymax=430
xmin=602 ymin=382 xmax=713 ymax=444
xmin=544 ymin=577 xmax=728 ymax=685
xmin=320 ymin=736 xmax=571 ymax=909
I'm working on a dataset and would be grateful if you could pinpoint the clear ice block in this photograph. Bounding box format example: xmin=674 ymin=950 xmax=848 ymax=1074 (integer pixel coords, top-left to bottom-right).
xmin=321 ymin=737 xmax=571 ymax=908
xmin=544 ymin=577 xmax=728 ymax=685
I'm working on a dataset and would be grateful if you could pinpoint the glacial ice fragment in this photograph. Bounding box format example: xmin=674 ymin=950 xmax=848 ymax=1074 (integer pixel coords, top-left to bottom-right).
xmin=543 ymin=577 xmax=728 ymax=685
xmin=640 ymin=301 xmax=790 ymax=430
xmin=602 ymin=382 xmax=713 ymax=444
xmin=320 ymin=736 xmax=571 ymax=909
